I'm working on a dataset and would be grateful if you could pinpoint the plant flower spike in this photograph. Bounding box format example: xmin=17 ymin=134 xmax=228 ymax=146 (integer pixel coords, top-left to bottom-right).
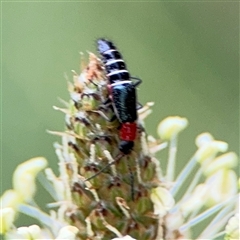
xmin=1 ymin=39 xmax=238 ymax=240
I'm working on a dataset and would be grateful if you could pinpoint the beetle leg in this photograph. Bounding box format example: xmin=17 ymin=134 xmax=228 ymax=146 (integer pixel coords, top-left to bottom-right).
xmin=136 ymin=102 xmax=143 ymax=110
xmin=81 ymin=92 xmax=102 ymax=101
xmin=126 ymin=155 xmax=135 ymax=201
xmin=98 ymin=98 xmax=112 ymax=111
xmin=130 ymin=76 xmax=142 ymax=87
xmin=88 ymin=109 xmax=116 ymax=122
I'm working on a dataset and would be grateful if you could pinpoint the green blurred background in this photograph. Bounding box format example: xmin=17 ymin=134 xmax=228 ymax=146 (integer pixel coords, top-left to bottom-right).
xmin=1 ymin=0 xmax=239 ymax=226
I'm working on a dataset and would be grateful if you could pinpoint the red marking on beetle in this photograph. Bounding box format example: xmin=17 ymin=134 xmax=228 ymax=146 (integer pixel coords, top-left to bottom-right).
xmin=120 ymin=122 xmax=137 ymax=141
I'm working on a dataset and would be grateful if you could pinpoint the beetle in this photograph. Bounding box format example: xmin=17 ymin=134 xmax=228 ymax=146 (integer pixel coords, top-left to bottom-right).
xmin=85 ymin=39 xmax=143 ymax=200
xmin=97 ymin=38 xmax=142 ymax=155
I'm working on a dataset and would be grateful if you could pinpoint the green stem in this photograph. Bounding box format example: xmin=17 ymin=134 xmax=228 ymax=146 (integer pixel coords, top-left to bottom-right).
xmin=179 ymin=196 xmax=236 ymax=233
xmin=175 ymin=167 xmax=203 ymax=214
xmin=18 ymin=204 xmax=64 ymax=236
xmin=166 ymin=135 xmax=177 ymax=181
xmin=198 ymin=206 xmax=235 ymax=239
xmin=170 ymin=154 xmax=198 ymax=196
xmin=210 ymin=231 xmax=226 ymax=240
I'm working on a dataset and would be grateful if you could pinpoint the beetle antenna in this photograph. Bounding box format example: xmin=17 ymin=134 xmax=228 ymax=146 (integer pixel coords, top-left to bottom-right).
xmin=126 ymin=156 xmax=134 ymax=201
xmin=84 ymin=153 xmax=124 ymax=182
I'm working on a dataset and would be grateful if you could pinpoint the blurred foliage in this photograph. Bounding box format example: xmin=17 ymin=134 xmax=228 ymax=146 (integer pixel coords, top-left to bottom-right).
xmin=2 ymin=1 xmax=238 ymax=211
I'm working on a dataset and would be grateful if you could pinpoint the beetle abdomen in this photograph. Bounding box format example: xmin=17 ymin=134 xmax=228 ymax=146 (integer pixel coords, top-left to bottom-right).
xmin=97 ymin=38 xmax=130 ymax=83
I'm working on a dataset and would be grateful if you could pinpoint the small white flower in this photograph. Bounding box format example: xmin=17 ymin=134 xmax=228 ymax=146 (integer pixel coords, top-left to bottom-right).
xmin=28 ymin=225 xmax=41 ymax=238
xmin=203 ymin=152 xmax=238 ymax=176
xmin=56 ymin=226 xmax=79 ymax=239
xmin=180 ymin=184 xmax=208 ymax=215
xmin=157 ymin=116 xmax=188 ymax=140
xmin=45 ymin=168 xmax=66 ymax=201
xmin=205 ymin=169 xmax=238 ymax=206
xmin=82 ymin=95 xmax=96 ymax=111
xmin=225 ymin=213 xmax=239 ymax=240
xmin=0 ymin=189 xmax=23 ymax=209
xmin=195 ymin=132 xmax=214 ymax=147
xmin=164 ymin=211 xmax=184 ymax=236
xmin=13 ymin=157 xmax=47 ymax=202
xmin=112 ymin=236 xmax=136 ymax=240
xmin=17 ymin=226 xmax=31 ymax=239
xmin=150 ymin=187 xmax=175 ymax=217
xmin=0 ymin=208 xmax=15 ymax=234
xmin=73 ymin=71 xmax=86 ymax=92
xmin=195 ymin=138 xmax=228 ymax=163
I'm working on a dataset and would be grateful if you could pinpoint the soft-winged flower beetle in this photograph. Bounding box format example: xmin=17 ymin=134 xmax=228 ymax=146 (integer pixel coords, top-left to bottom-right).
xmin=85 ymin=39 xmax=143 ymax=199
xmin=97 ymin=38 xmax=142 ymax=155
